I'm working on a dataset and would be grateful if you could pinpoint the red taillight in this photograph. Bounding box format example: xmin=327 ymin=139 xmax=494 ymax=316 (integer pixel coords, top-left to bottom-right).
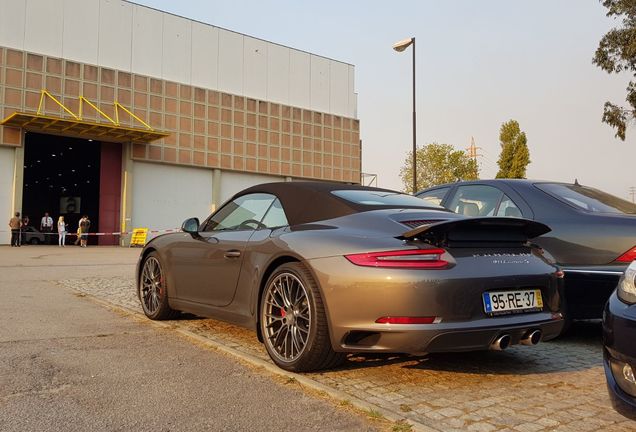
xmin=345 ymin=248 xmax=448 ymax=269
xmin=375 ymin=316 xmax=438 ymax=324
xmin=616 ymin=246 xmax=636 ymax=262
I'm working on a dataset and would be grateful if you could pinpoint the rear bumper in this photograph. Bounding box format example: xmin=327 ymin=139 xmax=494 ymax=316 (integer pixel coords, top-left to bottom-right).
xmin=336 ymin=316 xmax=563 ymax=354
xmin=307 ymin=255 xmax=564 ymax=354
xmin=563 ymin=267 xmax=623 ymax=319
xmin=602 ymin=291 xmax=636 ymax=420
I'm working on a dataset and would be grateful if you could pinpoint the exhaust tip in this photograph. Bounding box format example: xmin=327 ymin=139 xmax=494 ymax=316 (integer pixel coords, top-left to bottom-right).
xmin=521 ymin=329 xmax=542 ymax=346
xmin=490 ymin=334 xmax=511 ymax=351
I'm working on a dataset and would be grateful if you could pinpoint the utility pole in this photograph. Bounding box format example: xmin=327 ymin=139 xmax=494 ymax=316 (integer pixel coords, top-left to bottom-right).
xmin=465 ymin=136 xmax=482 ymax=162
xmin=629 ymin=186 xmax=636 ymax=203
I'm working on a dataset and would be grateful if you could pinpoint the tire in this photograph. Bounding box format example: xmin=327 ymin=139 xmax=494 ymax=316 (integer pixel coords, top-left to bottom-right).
xmin=555 ymin=315 xmax=573 ymax=338
xmin=138 ymin=251 xmax=179 ymax=320
xmin=30 ymin=238 xmax=41 ymax=245
xmin=259 ymin=262 xmax=345 ymax=372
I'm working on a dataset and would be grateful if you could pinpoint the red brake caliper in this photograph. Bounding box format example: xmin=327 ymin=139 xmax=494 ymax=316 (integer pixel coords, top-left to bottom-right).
xmin=280 ymin=307 xmax=286 ymax=318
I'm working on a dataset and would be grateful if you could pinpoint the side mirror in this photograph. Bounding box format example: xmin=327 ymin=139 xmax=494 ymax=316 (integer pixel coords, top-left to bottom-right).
xmin=181 ymin=217 xmax=200 ymax=234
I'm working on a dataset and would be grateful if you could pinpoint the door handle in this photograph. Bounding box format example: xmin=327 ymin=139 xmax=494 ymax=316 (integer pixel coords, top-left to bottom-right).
xmin=224 ymin=250 xmax=241 ymax=258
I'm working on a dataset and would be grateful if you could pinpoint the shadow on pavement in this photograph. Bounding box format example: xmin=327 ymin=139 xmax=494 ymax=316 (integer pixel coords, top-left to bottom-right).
xmin=328 ymin=320 xmax=603 ymax=376
xmin=173 ymin=312 xmax=206 ymax=321
xmin=553 ymin=319 xmax=603 ymax=343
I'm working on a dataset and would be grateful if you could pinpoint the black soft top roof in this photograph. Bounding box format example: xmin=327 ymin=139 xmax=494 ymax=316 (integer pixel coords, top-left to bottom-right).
xmin=235 ymin=181 xmax=430 ymax=226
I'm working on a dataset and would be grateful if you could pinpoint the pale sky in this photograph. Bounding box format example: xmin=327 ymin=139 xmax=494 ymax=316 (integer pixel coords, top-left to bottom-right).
xmin=136 ymin=0 xmax=636 ymax=199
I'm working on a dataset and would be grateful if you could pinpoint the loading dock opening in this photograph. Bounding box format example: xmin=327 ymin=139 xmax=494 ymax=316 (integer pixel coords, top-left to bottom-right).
xmin=22 ymin=132 xmax=122 ymax=246
xmin=1 ymin=90 xmax=170 ymax=246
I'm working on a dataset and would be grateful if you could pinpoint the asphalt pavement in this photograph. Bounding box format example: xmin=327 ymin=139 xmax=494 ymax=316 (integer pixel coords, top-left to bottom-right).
xmin=0 ymin=246 xmax=377 ymax=432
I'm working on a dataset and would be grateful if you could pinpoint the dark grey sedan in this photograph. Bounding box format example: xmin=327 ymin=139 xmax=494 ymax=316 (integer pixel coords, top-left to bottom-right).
xmin=417 ymin=179 xmax=636 ymax=320
xmin=136 ymin=182 xmax=564 ymax=372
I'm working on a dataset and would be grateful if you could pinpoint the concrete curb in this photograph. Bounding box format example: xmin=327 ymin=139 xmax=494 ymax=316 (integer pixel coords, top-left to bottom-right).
xmin=80 ymin=293 xmax=441 ymax=432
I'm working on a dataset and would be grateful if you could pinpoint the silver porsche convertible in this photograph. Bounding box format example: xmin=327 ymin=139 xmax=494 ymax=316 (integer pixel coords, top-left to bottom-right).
xmin=136 ymin=182 xmax=565 ymax=372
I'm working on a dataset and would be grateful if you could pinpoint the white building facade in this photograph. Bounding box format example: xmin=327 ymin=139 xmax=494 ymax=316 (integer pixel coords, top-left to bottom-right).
xmin=0 ymin=0 xmax=360 ymax=244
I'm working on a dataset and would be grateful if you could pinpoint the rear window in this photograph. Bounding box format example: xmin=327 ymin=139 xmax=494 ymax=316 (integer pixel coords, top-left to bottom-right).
xmin=535 ymin=183 xmax=636 ymax=214
xmin=332 ymin=190 xmax=442 ymax=208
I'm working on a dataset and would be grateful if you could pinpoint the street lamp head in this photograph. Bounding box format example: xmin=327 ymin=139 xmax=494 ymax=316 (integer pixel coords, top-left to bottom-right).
xmin=393 ymin=37 xmax=414 ymax=52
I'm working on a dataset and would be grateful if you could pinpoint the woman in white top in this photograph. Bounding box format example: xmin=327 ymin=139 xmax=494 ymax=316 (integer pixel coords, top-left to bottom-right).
xmin=57 ymin=216 xmax=67 ymax=247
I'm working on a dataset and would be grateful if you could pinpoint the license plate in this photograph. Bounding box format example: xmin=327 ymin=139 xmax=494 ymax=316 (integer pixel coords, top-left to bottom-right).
xmin=482 ymin=289 xmax=543 ymax=315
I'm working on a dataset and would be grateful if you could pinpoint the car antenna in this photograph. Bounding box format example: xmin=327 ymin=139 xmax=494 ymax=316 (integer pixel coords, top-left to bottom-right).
xmin=574 ymin=178 xmax=580 ymax=186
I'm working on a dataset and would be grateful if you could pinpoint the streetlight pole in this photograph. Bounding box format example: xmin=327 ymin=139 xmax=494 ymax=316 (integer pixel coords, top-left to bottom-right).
xmin=393 ymin=37 xmax=417 ymax=194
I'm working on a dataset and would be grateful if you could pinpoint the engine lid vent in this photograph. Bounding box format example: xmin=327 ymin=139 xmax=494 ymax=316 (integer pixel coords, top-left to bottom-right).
xmin=400 ymin=219 xmax=446 ymax=229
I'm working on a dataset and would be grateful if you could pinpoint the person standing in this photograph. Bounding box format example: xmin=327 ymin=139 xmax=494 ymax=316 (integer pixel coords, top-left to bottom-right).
xmin=40 ymin=212 xmax=53 ymax=244
xmin=9 ymin=212 xmax=21 ymax=247
xmin=21 ymin=215 xmax=30 ymax=245
xmin=79 ymin=215 xmax=91 ymax=248
xmin=57 ymin=216 xmax=67 ymax=247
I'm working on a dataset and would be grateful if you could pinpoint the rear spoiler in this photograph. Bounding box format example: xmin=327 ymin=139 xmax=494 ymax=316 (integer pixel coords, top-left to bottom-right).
xmin=400 ymin=217 xmax=551 ymax=244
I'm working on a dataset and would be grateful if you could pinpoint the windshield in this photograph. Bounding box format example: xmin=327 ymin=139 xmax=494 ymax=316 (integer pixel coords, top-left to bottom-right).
xmin=535 ymin=183 xmax=636 ymax=214
xmin=331 ymin=190 xmax=443 ymax=208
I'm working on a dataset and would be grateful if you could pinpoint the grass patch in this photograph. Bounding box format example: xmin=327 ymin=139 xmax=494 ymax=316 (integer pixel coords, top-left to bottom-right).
xmin=392 ymin=420 xmax=413 ymax=432
xmin=367 ymin=409 xmax=384 ymax=420
xmin=399 ymin=404 xmax=412 ymax=412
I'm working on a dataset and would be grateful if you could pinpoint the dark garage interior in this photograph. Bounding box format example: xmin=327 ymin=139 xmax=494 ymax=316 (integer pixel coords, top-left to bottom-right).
xmin=22 ymin=132 xmax=122 ymax=245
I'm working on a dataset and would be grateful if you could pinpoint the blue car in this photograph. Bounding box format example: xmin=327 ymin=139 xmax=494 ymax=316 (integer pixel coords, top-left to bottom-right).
xmin=603 ymin=260 xmax=636 ymax=420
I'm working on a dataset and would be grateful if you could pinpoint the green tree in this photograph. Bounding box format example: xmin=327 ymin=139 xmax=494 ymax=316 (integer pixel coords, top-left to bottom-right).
xmin=593 ymin=0 xmax=636 ymax=140
xmin=400 ymin=143 xmax=479 ymax=193
xmin=496 ymin=120 xmax=531 ymax=179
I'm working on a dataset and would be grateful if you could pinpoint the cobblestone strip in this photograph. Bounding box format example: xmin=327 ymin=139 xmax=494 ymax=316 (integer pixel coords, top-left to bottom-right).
xmin=58 ymin=277 xmax=636 ymax=432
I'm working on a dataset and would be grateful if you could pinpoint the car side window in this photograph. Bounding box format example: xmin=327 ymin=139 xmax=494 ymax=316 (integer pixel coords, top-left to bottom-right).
xmin=203 ymin=193 xmax=276 ymax=232
xmin=495 ymin=196 xmax=522 ymax=218
xmin=417 ymin=187 xmax=450 ymax=206
xmin=448 ymin=185 xmax=521 ymax=217
xmin=260 ymin=198 xmax=289 ymax=228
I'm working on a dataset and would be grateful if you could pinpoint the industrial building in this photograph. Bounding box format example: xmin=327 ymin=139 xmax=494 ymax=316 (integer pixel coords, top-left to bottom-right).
xmin=0 ymin=0 xmax=360 ymax=244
